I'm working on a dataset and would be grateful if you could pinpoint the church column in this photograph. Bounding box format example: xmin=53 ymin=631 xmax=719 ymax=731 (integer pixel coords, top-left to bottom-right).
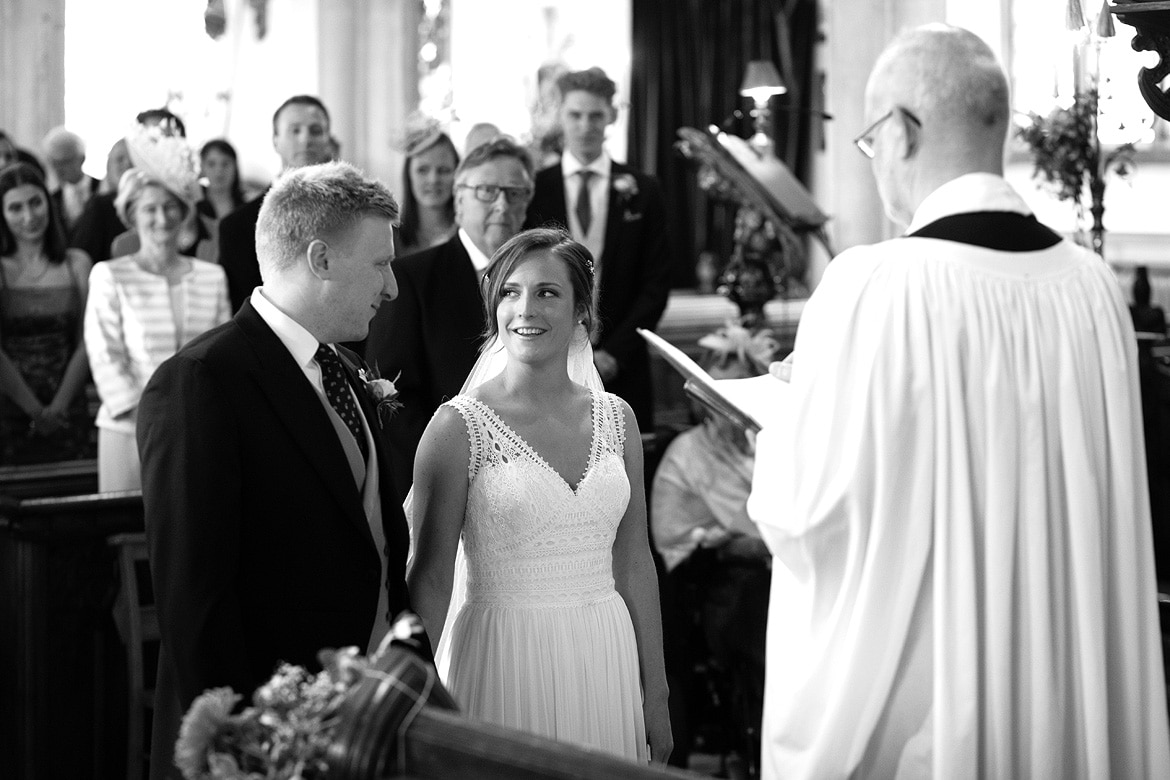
xmin=0 ymin=0 xmax=65 ymax=151
xmin=317 ymin=0 xmax=420 ymax=192
xmin=814 ymin=0 xmax=946 ymax=268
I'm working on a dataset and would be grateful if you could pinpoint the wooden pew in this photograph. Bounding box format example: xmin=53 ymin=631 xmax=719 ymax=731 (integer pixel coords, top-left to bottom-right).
xmin=0 ymin=490 xmax=143 ymax=780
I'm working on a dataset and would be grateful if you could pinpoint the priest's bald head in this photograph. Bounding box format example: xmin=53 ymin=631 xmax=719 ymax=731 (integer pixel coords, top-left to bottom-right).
xmin=861 ymin=24 xmax=1010 ymax=227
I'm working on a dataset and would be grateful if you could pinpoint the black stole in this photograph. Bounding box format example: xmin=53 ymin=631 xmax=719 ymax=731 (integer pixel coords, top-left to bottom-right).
xmin=906 ymin=211 xmax=1062 ymax=252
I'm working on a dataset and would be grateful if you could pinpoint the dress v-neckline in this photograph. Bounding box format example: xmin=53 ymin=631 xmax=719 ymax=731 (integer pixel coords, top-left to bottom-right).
xmin=468 ymin=390 xmax=600 ymax=495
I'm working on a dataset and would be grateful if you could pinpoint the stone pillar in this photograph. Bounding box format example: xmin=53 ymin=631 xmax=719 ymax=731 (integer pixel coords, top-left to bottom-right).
xmin=811 ymin=0 xmax=947 ymax=282
xmin=318 ymin=0 xmax=420 ymax=192
xmin=0 ymin=0 xmax=65 ymax=152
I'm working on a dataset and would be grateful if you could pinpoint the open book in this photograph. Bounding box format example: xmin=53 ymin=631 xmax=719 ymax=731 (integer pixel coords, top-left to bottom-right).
xmin=638 ymin=328 xmax=790 ymax=435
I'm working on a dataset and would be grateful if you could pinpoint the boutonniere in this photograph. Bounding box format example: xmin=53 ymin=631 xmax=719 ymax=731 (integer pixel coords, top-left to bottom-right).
xmin=612 ymin=173 xmax=639 ymax=201
xmin=358 ymin=367 xmax=402 ymax=427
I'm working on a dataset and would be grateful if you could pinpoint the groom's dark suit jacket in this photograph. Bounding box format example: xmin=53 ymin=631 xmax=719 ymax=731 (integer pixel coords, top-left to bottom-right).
xmin=138 ymin=300 xmax=412 ymax=780
xmin=525 ymin=161 xmax=672 ymax=430
xmin=365 ymin=234 xmax=485 ymax=494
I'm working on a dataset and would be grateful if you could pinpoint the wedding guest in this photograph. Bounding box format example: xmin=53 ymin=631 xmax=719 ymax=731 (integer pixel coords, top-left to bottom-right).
xmin=748 ymin=25 xmax=1170 ymax=778
xmin=396 ymin=120 xmax=459 ymax=255
xmin=84 ymin=129 xmax=229 ymax=491
xmin=109 ymin=131 xmax=214 ymax=262
xmin=195 ymin=139 xmax=247 ymax=263
xmin=525 ymin=67 xmax=672 ymax=432
xmin=0 ymin=163 xmax=94 ymax=465
xmin=72 ymin=108 xmax=186 ymax=263
xmin=651 ymin=324 xmax=776 ymax=572
xmin=366 ymin=136 xmax=533 ymax=494
xmin=138 ymin=161 xmax=413 ymax=780
xmin=409 ymin=227 xmax=672 ymax=762
xmin=650 ymin=323 xmax=775 ymax=770
xmin=42 ymin=126 xmax=101 ymax=238
xmin=219 ymin=95 xmax=332 ymax=311
xmin=197 ymin=139 xmax=246 ymax=221
xmin=102 ymin=138 xmax=133 ymax=193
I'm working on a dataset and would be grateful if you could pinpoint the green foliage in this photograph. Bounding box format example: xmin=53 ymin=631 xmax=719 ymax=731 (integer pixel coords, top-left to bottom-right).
xmin=1016 ymin=92 xmax=1134 ymax=210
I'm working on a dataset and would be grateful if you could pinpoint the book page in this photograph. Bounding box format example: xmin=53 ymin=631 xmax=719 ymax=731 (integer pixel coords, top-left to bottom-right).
xmin=639 ymin=327 xmax=791 ymax=433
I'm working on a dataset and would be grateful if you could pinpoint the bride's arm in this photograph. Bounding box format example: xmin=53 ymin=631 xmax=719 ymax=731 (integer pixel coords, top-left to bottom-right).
xmin=612 ymin=401 xmax=673 ymax=764
xmin=406 ymin=406 xmax=470 ymax=651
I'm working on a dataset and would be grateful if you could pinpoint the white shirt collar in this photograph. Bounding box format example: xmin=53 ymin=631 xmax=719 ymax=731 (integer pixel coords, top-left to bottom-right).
xmin=250 ymin=287 xmax=323 ymax=370
xmin=457 ymin=228 xmax=492 ymax=273
xmin=561 ymin=150 xmax=611 ymax=180
xmin=907 ymin=173 xmax=1032 ymax=234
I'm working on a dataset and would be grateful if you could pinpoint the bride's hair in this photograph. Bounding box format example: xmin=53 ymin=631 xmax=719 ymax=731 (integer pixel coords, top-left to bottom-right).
xmin=479 ymin=227 xmax=597 ymax=349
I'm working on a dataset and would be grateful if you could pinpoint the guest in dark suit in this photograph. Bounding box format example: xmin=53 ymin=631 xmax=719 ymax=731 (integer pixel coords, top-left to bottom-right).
xmin=138 ymin=161 xmax=412 ymax=780
xmin=41 ymin=126 xmax=101 ymax=239
xmin=525 ymin=67 xmax=672 ymax=430
xmin=219 ymin=95 xmax=333 ymax=311
xmin=366 ymin=137 xmax=534 ymax=493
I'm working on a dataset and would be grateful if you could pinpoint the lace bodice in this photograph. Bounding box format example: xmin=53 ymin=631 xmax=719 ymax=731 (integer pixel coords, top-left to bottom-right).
xmin=445 ymin=390 xmax=629 ymax=606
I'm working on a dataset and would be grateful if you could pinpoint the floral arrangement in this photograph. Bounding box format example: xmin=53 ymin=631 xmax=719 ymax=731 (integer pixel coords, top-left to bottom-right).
xmin=1016 ymin=92 xmax=1134 ymax=230
xmin=359 ymin=367 xmax=402 ymax=427
xmin=175 ymin=646 xmax=369 ymax=780
xmin=698 ymin=320 xmax=780 ymax=375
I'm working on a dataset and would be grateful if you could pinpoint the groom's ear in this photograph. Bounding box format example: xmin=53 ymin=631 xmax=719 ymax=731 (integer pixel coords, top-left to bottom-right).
xmin=306 ymin=239 xmax=330 ymax=280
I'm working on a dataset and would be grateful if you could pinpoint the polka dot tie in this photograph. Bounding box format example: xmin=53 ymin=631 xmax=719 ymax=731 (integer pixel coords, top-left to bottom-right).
xmin=315 ymin=344 xmax=368 ymax=462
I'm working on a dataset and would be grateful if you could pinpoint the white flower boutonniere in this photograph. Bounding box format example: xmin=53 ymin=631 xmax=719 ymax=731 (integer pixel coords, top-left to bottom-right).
xmin=612 ymin=173 xmax=639 ymax=201
xmin=359 ymin=367 xmax=402 ymax=427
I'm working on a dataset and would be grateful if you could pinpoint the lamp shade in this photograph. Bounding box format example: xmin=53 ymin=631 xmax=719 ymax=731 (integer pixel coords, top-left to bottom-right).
xmin=740 ymin=60 xmax=786 ymax=102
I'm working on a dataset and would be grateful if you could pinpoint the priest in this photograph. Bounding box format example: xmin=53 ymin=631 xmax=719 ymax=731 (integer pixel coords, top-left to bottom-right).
xmin=748 ymin=24 xmax=1170 ymax=779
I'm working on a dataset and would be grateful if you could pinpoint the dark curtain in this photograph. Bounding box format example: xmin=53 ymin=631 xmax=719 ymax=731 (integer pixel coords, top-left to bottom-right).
xmin=629 ymin=0 xmax=821 ymax=287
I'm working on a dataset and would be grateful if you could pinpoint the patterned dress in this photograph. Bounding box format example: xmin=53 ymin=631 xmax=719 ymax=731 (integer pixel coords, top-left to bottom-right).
xmin=441 ymin=389 xmax=648 ymax=761
xmin=0 ymin=259 xmax=94 ymax=465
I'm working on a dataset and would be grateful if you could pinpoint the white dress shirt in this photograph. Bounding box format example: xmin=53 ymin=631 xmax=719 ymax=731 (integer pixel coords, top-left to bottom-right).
xmin=457 ymin=228 xmax=491 ymax=276
xmin=561 ymin=150 xmax=611 ymax=265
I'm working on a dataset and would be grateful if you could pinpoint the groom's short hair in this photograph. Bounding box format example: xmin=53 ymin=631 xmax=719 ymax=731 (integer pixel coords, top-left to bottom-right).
xmin=256 ymin=161 xmax=399 ymax=275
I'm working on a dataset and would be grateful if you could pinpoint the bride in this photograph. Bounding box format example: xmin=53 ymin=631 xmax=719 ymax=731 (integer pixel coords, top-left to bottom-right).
xmin=408 ymin=227 xmax=672 ymax=763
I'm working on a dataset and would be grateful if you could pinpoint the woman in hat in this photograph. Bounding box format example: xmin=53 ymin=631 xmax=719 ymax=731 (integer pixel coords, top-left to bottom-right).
xmin=84 ymin=129 xmax=230 ymax=491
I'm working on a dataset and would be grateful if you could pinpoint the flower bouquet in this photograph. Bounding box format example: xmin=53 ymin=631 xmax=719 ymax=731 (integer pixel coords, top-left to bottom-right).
xmin=174 ymin=646 xmax=369 ymax=780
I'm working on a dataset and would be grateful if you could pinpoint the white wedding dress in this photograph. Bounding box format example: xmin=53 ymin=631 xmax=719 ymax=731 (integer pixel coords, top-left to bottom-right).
xmin=439 ymin=388 xmax=649 ymax=761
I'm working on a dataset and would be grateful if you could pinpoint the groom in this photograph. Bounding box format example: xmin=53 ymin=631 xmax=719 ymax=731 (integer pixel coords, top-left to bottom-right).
xmin=138 ymin=162 xmax=412 ymax=780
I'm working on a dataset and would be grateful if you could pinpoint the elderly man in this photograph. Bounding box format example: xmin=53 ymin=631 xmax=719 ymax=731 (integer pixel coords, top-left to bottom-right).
xmin=525 ymin=67 xmax=671 ymax=432
xmin=139 ymin=162 xmax=413 ymax=780
xmin=748 ymin=25 xmax=1170 ymax=779
xmin=219 ymin=95 xmax=334 ymax=310
xmin=366 ymin=137 xmax=533 ymax=494
xmin=42 ymin=126 xmax=100 ymax=236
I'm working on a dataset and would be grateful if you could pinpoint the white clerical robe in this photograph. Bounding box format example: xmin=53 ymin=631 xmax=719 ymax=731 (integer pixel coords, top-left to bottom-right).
xmin=748 ymin=174 xmax=1170 ymax=779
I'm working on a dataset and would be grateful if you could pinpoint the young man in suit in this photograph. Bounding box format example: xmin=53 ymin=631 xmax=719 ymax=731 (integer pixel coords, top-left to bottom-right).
xmin=525 ymin=67 xmax=672 ymax=432
xmin=219 ymin=95 xmax=333 ymax=311
xmin=139 ymin=161 xmax=411 ymax=780
xmin=41 ymin=126 xmax=100 ymax=238
xmin=365 ymin=137 xmax=534 ymax=495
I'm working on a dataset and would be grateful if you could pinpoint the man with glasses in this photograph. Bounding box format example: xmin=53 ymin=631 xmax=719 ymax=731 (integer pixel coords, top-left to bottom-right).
xmin=749 ymin=24 xmax=1169 ymax=779
xmin=526 ymin=67 xmax=671 ymax=434
xmin=366 ymin=137 xmax=534 ymax=494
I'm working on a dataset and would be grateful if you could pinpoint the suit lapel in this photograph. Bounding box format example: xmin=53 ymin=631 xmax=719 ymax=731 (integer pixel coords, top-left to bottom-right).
xmin=600 ymin=163 xmax=631 ymax=264
xmin=234 ymin=303 xmax=374 ymax=547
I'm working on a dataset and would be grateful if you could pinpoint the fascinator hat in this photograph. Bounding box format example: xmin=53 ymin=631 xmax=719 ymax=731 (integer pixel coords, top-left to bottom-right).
xmin=115 ymin=123 xmax=202 ymax=225
xmin=399 ymin=112 xmax=446 ymax=157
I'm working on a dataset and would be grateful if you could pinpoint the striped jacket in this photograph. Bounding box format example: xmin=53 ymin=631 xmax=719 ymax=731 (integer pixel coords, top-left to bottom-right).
xmin=85 ymin=256 xmax=230 ymax=433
